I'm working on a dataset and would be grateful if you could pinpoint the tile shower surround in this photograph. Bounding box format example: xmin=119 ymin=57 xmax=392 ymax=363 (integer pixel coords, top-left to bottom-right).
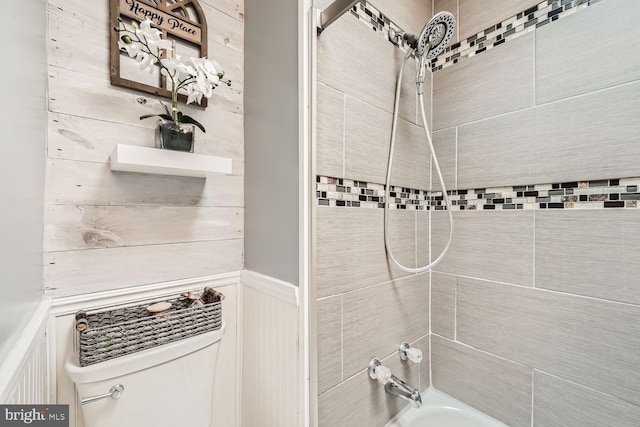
xmin=350 ymin=0 xmax=604 ymax=72
xmin=316 ymin=175 xmax=640 ymax=210
xmin=316 ymin=0 xmax=640 ymax=425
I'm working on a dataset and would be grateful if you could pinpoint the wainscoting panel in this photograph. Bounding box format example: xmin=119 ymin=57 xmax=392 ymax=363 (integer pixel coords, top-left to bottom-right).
xmin=241 ymin=270 xmax=299 ymax=427
xmin=0 ymin=300 xmax=51 ymax=404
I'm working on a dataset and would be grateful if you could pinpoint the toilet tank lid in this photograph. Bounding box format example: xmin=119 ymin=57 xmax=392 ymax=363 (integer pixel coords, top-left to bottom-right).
xmin=65 ymin=321 xmax=226 ymax=384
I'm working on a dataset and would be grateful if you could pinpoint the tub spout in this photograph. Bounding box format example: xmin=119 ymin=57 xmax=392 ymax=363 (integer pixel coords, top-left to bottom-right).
xmin=385 ymin=374 xmax=422 ymax=408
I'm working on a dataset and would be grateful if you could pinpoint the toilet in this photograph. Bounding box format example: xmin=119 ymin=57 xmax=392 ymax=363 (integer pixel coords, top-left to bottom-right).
xmin=66 ymin=322 xmax=226 ymax=427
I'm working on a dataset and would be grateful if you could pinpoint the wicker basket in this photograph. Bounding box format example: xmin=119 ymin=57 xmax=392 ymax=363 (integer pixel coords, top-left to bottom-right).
xmin=75 ymin=290 xmax=223 ymax=367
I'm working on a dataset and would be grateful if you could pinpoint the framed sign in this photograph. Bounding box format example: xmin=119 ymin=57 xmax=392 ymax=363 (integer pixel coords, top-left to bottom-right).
xmin=110 ymin=0 xmax=209 ymax=106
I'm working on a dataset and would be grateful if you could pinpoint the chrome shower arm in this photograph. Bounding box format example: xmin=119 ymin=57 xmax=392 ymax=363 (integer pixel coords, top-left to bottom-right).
xmin=318 ymin=0 xmax=360 ymax=32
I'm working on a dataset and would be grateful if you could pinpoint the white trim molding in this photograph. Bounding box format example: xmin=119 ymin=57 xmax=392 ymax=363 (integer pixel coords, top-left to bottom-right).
xmin=51 ymin=272 xmax=240 ymax=316
xmin=0 ymin=298 xmax=51 ymax=403
xmin=241 ymin=270 xmax=299 ymax=306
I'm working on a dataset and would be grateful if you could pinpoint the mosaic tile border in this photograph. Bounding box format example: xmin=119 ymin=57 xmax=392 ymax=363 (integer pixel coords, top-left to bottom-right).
xmin=316 ymin=176 xmax=640 ymax=211
xmin=347 ymin=0 xmax=605 ymax=72
xmin=431 ymin=0 xmax=603 ymax=72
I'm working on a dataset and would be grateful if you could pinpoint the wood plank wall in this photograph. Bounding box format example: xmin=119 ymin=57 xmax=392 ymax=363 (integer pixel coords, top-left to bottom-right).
xmin=44 ymin=0 xmax=245 ymax=297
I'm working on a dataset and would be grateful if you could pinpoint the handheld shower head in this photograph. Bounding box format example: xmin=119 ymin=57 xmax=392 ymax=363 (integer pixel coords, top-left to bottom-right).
xmin=416 ymin=11 xmax=456 ymax=59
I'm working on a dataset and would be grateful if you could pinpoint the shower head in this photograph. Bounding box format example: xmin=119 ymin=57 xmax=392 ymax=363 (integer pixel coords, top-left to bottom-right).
xmin=416 ymin=11 xmax=456 ymax=59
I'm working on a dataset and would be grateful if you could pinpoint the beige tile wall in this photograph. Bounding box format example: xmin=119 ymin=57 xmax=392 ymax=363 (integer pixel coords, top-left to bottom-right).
xmin=433 ymin=32 xmax=534 ymax=130
xmin=431 ymin=211 xmax=534 ymax=286
xmin=431 ymin=335 xmax=533 ymax=427
xmin=431 ymin=128 xmax=457 ymax=192
xmin=428 ymin=0 xmax=640 ymax=423
xmin=533 ymin=371 xmax=640 ymax=427
xmin=315 ymin=3 xmax=433 ymax=425
xmin=535 ymin=209 xmax=640 ymax=305
xmin=535 ymin=0 xmax=640 ymax=104
xmin=430 ymin=272 xmax=455 ymax=339
xmin=316 ymin=1 xmax=640 ymax=426
xmin=437 ymin=0 xmax=640 ymax=424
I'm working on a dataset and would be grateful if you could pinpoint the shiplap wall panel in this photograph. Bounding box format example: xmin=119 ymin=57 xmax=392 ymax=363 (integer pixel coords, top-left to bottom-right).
xmin=199 ymin=1 xmax=244 ymax=53
xmin=48 ymin=110 xmax=244 ymax=175
xmin=46 ymin=159 xmax=244 ymax=207
xmin=45 ymin=206 xmax=242 ymax=251
xmin=45 ymin=0 xmax=245 ymax=297
xmin=199 ymin=0 xmax=245 ymax=22
xmin=44 ymin=240 xmax=243 ymax=297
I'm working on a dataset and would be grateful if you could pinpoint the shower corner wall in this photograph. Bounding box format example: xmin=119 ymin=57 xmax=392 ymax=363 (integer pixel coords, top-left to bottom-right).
xmin=314 ymin=0 xmax=640 ymax=426
xmin=313 ymin=0 xmax=434 ymax=425
xmin=425 ymin=0 xmax=640 ymax=426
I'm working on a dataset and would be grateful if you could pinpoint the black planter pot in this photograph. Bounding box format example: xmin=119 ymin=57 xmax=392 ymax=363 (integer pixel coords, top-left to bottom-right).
xmin=156 ymin=120 xmax=195 ymax=153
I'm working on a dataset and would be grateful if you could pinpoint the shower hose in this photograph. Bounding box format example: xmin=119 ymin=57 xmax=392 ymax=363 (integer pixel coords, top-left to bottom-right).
xmin=384 ymin=49 xmax=454 ymax=274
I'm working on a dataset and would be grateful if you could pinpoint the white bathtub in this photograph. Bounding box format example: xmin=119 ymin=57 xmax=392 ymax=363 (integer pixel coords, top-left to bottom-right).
xmin=386 ymin=388 xmax=509 ymax=427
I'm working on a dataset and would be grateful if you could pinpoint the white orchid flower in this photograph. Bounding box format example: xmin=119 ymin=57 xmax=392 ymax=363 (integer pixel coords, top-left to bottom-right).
xmin=138 ymin=19 xmax=163 ymax=40
xmin=134 ymin=19 xmax=172 ymax=57
xmin=196 ymin=72 xmax=213 ymax=98
xmin=185 ymin=84 xmax=204 ymax=105
xmin=118 ymin=38 xmax=140 ymax=58
xmin=189 ymin=57 xmax=223 ymax=84
xmin=158 ymin=38 xmax=174 ymax=52
xmin=136 ymin=51 xmax=155 ymax=72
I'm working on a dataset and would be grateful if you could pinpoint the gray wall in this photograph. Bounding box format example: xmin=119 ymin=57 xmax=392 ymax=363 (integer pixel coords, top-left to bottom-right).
xmin=244 ymin=0 xmax=300 ymax=285
xmin=314 ymin=1 xmax=433 ymax=425
xmin=0 ymin=0 xmax=47 ymax=363
xmin=430 ymin=0 xmax=640 ymax=426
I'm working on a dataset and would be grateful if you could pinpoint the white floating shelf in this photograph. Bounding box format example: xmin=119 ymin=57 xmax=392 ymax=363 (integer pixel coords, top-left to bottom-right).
xmin=110 ymin=144 xmax=232 ymax=178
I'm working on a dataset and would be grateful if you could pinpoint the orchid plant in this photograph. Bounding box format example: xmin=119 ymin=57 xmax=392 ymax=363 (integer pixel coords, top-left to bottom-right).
xmin=114 ymin=18 xmax=231 ymax=133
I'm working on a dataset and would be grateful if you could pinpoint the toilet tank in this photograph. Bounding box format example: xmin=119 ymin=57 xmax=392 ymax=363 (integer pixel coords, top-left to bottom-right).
xmin=66 ymin=322 xmax=226 ymax=427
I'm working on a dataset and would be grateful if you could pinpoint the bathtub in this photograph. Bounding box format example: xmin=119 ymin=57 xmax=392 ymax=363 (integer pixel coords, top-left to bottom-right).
xmin=386 ymin=388 xmax=509 ymax=427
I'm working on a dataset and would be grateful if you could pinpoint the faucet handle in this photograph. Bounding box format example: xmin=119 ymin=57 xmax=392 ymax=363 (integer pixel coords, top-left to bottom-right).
xmin=399 ymin=342 xmax=423 ymax=363
xmin=368 ymin=358 xmax=391 ymax=385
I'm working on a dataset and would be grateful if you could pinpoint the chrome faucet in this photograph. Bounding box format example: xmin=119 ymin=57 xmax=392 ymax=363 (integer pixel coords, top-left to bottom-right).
xmin=385 ymin=374 xmax=422 ymax=408
xmin=369 ymin=359 xmax=422 ymax=408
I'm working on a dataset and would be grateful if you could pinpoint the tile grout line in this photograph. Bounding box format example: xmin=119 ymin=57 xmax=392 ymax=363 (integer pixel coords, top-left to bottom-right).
xmin=456 ymin=0 xmax=460 ymax=43
xmin=444 ymin=272 xmax=640 ymax=309
xmin=342 ymin=93 xmax=346 ymax=178
xmin=454 ymin=126 xmax=458 ymax=189
xmin=531 ymin=370 xmax=535 ymax=427
xmin=432 ymin=333 xmax=529 ymax=368
xmin=428 ymin=332 xmax=433 ymax=388
xmin=453 ymin=276 xmax=458 ymax=342
xmin=415 ymin=210 xmax=418 ymax=270
xmin=533 ymin=25 xmax=537 ymax=107
xmin=533 ymin=368 xmax=640 ymax=408
xmin=532 ymin=210 xmax=537 ymax=288
xmin=340 ymin=295 xmax=344 ymax=383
